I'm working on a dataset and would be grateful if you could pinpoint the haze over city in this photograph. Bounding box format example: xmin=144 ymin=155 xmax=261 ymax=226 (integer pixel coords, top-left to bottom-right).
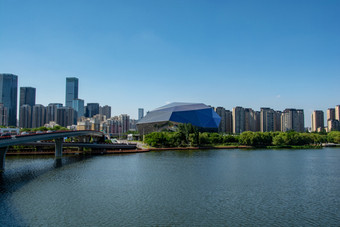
xmin=1 ymin=0 xmax=339 ymax=125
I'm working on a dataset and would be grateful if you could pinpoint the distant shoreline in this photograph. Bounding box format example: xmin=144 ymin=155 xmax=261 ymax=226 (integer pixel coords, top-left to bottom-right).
xmin=6 ymin=144 xmax=337 ymax=156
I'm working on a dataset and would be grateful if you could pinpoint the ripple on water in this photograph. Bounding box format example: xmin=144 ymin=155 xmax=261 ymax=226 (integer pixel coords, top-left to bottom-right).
xmin=1 ymin=149 xmax=340 ymax=226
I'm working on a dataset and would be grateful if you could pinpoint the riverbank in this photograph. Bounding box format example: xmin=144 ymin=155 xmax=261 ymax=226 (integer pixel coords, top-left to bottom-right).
xmin=6 ymin=144 xmax=338 ymax=156
xmin=6 ymin=148 xmax=149 ymax=156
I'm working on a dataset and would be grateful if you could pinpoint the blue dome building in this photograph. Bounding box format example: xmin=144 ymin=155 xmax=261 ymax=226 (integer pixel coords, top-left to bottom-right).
xmin=137 ymin=102 xmax=221 ymax=135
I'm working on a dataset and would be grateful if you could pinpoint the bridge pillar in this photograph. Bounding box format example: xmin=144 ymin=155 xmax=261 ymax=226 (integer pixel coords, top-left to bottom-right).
xmin=55 ymin=138 xmax=63 ymax=159
xmin=0 ymin=146 xmax=9 ymax=172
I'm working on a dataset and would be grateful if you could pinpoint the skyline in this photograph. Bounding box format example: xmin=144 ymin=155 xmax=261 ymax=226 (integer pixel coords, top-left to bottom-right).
xmin=1 ymin=0 xmax=339 ymax=125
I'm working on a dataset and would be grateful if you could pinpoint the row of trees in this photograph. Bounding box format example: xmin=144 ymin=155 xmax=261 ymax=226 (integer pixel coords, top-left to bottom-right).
xmin=20 ymin=125 xmax=69 ymax=132
xmin=144 ymin=124 xmax=340 ymax=148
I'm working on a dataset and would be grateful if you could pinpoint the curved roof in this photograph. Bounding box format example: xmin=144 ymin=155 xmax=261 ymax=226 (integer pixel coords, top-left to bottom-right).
xmin=137 ymin=102 xmax=221 ymax=128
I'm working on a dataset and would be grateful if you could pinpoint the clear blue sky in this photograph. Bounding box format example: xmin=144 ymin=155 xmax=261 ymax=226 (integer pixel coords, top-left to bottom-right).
xmin=1 ymin=0 xmax=339 ymax=126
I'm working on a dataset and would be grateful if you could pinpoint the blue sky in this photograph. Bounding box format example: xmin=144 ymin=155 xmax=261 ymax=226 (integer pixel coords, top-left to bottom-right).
xmin=0 ymin=0 xmax=339 ymax=126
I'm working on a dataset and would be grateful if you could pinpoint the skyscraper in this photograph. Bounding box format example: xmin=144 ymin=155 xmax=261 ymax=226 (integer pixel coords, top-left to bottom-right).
xmin=260 ymin=108 xmax=274 ymax=132
xmin=312 ymin=110 xmax=324 ymax=132
xmin=65 ymin=77 xmax=79 ymax=107
xmin=86 ymin=103 xmax=99 ymax=118
xmin=138 ymin=108 xmax=144 ymax=120
xmin=215 ymin=107 xmax=227 ymax=133
xmin=19 ymin=105 xmax=32 ymax=128
xmin=19 ymin=87 xmax=36 ymax=107
xmin=100 ymin=105 xmax=111 ymax=119
xmin=327 ymin=108 xmax=335 ymax=121
xmin=47 ymin=103 xmax=63 ymax=122
xmin=32 ymin=104 xmax=46 ymax=128
xmin=72 ymin=99 xmax=85 ymax=120
xmin=281 ymin=109 xmax=304 ymax=132
xmin=0 ymin=74 xmax=18 ymax=126
xmin=232 ymin=106 xmax=245 ymax=134
xmin=225 ymin=110 xmax=233 ymax=134
xmin=119 ymin=114 xmax=130 ymax=133
xmin=19 ymin=87 xmax=36 ymax=128
xmin=56 ymin=107 xmax=75 ymax=127
xmin=336 ymin=105 xmax=340 ymax=121
xmin=0 ymin=103 xmax=8 ymax=126
xmin=244 ymin=108 xmax=255 ymax=131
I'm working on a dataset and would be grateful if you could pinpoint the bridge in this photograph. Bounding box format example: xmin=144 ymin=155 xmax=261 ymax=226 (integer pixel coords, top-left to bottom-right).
xmin=0 ymin=130 xmax=104 ymax=172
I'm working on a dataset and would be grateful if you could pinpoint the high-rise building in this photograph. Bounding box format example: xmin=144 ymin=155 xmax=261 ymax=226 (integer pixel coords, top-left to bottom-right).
xmin=65 ymin=77 xmax=79 ymax=107
xmin=86 ymin=103 xmax=100 ymax=118
xmin=281 ymin=109 xmax=304 ymax=132
xmin=100 ymin=105 xmax=111 ymax=119
xmin=138 ymin=108 xmax=144 ymax=120
xmin=335 ymin=105 xmax=340 ymax=121
xmin=225 ymin=110 xmax=233 ymax=134
xmin=56 ymin=107 xmax=75 ymax=127
xmin=327 ymin=108 xmax=335 ymax=121
xmin=19 ymin=87 xmax=36 ymax=128
xmin=19 ymin=87 xmax=36 ymax=107
xmin=273 ymin=111 xmax=282 ymax=132
xmin=232 ymin=106 xmax=245 ymax=134
xmin=0 ymin=74 xmax=18 ymax=126
xmin=215 ymin=107 xmax=227 ymax=133
xmin=47 ymin=103 xmax=63 ymax=122
xmin=32 ymin=104 xmax=46 ymax=128
xmin=328 ymin=119 xmax=340 ymax=132
xmin=296 ymin=109 xmax=305 ymax=132
xmin=260 ymin=108 xmax=274 ymax=132
xmin=19 ymin=105 xmax=32 ymax=128
xmin=130 ymin=119 xmax=137 ymax=130
xmin=0 ymin=103 xmax=8 ymax=126
xmin=312 ymin=110 xmax=324 ymax=132
xmin=119 ymin=114 xmax=130 ymax=133
xmin=72 ymin=99 xmax=85 ymax=120
xmin=244 ymin=108 xmax=255 ymax=131
xmin=254 ymin=111 xmax=261 ymax=132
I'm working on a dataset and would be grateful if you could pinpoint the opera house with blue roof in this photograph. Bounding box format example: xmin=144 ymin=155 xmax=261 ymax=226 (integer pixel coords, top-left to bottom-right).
xmin=137 ymin=102 xmax=221 ymax=135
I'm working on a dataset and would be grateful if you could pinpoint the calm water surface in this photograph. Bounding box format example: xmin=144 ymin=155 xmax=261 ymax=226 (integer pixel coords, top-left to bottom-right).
xmin=1 ymin=148 xmax=340 ymax=226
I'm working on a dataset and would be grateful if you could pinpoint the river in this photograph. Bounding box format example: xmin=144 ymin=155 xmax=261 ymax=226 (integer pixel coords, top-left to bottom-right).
xmin=1 ymin=148 xmax=340 ymax=226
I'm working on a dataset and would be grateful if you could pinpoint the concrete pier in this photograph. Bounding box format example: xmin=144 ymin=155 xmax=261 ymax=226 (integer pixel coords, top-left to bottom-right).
xmin=0 ymin=146 xmax=8 ymax=172
xmin=55 ymin=138 xmax=63 ymax=159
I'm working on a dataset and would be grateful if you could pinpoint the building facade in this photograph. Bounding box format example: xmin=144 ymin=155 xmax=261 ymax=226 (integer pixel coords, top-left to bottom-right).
xmin=281 ymin=109 xmax=304 ymax=132
xmin=19 ymin=105 xmax=32 ymax=128
xmin=0 ymin=74 xmax=18 ymax=126
xmin=19 ymin=87 xmax=36 ymax=107
xmin=72 ymin=99 xmax=85 ymax=120
xmin=56 ymin=107 xmax=75 ymax=127
xmin=215 ymin=107 xmax=227 ymax=133
xmin=65 ymin=77 xmax=79 ymax=107
xmin=232 ymin=106 xmax=245 ymax=134
xmin=47 ymin=103 xmax=63 ymax=123
xmin=327 ymin=108 xmax=335 ymax=121
xmin=336 ymin=105 xmax=340 ymax=121
xmin=100 ymin=105 xmax=111 ymax=119
xmin=312 ymin=110 xmax=324 ymax=132
xmin=260 ymin=108 xmax=275 ymax=132
xmin=32 ymin=104 xmax=46 ymax=128
xmin=86 ymin=103 xmax=99 ymax=118
xmin=0 ymin=103 xmax=8 ymax=126
xmin=138 ymin=108 xmax=144 ymax=120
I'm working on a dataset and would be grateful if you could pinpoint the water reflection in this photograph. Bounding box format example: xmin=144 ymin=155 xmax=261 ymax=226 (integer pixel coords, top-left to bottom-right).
xmin=0 ymin=154 xmax=94 ymax=226
xmin=54 ymin=158 xmax=62 ymax=168
xmin=1 ymin=149 xmax=340 ymax=226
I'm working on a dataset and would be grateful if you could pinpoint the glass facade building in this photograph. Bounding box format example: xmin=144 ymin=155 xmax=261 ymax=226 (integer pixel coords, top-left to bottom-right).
xmin=19 ymin=87 xmax=36 ymax=107
xmin=138 ymin=108 xmax=144 ymax=120
xmin=72 ymin=99 xmax=85 ymax=120
xmin=86 ymin=103 xmax=99 ymax=118
xmin=65 ymin=77 xmax=78 ymax=107
xmin=0 ymin=74 xmax=18 ymax=126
